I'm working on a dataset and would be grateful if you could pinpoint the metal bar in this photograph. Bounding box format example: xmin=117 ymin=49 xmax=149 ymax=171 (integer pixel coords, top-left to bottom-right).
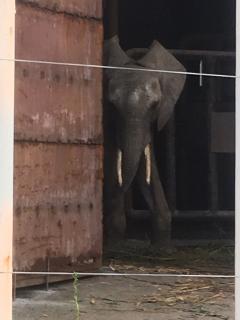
xmin=0 ymin=0 xmax=15 ymax=318
xmin=170 ymin=49 xmax=236 ymax=58
xmin=199 ymin=60 xmax=203 ymax=87
xmin=0 ymin=57 xmax=236 ymax=79
xmin=128 ymin=209 xmax=235 ymax=220
xmin=235 ymin=1 xmax=240 ymax=319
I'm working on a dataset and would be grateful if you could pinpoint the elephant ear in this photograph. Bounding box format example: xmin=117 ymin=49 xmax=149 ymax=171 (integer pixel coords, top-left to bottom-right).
xmin=104 ymin=35 xmax=132 ymax=68
xmin=138 ymin=41 xmax=186 ymax=131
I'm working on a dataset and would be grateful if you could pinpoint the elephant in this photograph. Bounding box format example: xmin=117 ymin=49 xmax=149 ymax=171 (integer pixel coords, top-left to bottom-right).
xmin=103 ymin=35 xmax=186 ymax=248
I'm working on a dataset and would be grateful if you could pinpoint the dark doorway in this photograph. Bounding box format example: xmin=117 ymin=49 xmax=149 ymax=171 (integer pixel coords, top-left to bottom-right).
xmin=104 ymin=0 xmax=236 ymax=242
xmin=119 ymin=0 xmax=235 ymax=51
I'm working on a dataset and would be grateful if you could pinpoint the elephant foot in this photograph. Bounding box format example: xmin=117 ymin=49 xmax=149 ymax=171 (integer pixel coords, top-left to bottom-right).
xmin=150 ymin=242 xmax=176 ymax=255
xmin=104 ymin=222 xmax=126 ymax=245
xmin=105 ymin=212 xmax=126 ymax=241
xmin=104 ymin=238 xmax=126 ymax=252
xmin=150 ymin=229 xmax=173 ymax=252
xmin=106 ymin=231 xmax=125 ymax=243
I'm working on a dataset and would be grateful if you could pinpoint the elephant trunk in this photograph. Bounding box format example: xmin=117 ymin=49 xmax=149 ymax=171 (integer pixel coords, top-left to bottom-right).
xmin=117 ymin=121 xmax=151 ymax=192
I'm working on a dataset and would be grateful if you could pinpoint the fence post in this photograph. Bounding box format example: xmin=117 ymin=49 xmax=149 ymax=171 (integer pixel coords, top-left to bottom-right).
xmin=0 ymin=0 xmax=15 ymax=319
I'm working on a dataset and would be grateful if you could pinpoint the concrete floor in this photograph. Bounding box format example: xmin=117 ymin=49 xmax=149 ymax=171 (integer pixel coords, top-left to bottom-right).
xmin=13 ymin=275 xmax=234 ymax=320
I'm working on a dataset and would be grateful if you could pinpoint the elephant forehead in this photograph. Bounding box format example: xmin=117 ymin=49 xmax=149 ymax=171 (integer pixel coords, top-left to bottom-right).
xmin=128 ymin=88 xmax=142 ymax=104
xmin=112 ymin=69 xmax=153 ymax=86
xmin=110 ymin=71 xmax=161 ymax=105
xmin=127 ymin=82 xmax=160 ymax=104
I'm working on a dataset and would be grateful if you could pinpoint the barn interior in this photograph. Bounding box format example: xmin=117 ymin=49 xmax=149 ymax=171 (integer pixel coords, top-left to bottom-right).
xmin=11 ymin=1 xmax=235 ymax=316
xmin=118 ymin=0 xmax=235 ymax=51
xmin=104 ymin=0 xmax=236 ymax=244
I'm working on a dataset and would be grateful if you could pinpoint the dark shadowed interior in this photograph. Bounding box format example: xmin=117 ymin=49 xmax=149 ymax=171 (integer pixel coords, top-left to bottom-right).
xmin=106 ymin=0 xmax=236 ymax=240
xmin=119 ymin=0 xmax=235 ymax=51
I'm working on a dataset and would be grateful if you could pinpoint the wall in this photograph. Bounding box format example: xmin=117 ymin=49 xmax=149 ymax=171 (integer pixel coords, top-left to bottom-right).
xmin=14 ymin=0 xmax=103 ymax=287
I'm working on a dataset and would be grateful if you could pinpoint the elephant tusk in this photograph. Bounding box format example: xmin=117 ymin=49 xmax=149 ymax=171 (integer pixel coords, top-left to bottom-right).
xmin=144 ymin=144 xmax=151 ymax=185
xmin=117 ymin=149 xmax=123 ymax=186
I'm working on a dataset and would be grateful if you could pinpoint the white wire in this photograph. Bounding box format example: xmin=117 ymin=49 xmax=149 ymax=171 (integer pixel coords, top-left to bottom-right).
xmin=0 ymin=57 xmax=237 ymax=79
xmin=0 ymin=271 xmax=234 ymax=278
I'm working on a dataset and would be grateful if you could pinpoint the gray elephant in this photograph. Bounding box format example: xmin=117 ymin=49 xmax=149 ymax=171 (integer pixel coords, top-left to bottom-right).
xmin=104 ymin=36 xmax=186 ymax=248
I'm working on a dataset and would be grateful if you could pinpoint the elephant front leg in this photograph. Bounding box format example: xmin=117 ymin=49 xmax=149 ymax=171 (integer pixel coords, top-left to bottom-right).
xmin=137 ymin=146 xmax=172 ymax=249
xmin=105 ymin=192 xmax=126 ymax=241
xmin=104 ymin=140 xmax=127 ymax=243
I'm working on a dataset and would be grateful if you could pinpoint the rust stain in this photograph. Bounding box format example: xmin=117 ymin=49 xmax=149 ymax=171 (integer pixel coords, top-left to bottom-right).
xmin=15 ymin=3 xmax=103 ymax=143
xmin=17 ymin=0 xmax=102 ymax=19
xmin=15 ymin=63 xmax=103 ymax=143
xmin=14 ymin=143 xmax=103 ymax=273
xmin=15 ymin=4 xmax=103 ymax=64
xmin=14 ymin=2 xmax=103 ymax=286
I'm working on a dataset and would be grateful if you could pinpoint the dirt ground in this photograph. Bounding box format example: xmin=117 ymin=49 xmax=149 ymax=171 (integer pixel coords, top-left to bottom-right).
xmin=13 ymin=243 xmax=235 ymax=320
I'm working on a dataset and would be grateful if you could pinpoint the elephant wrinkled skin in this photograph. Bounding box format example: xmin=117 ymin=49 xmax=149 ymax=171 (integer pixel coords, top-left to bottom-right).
xmin=104 ymin=36 xmax=186 ymax=248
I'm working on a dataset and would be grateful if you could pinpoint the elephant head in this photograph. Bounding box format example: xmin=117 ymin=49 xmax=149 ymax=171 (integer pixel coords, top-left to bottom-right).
xmin=105 ymin=36 xmax=186 ymax=192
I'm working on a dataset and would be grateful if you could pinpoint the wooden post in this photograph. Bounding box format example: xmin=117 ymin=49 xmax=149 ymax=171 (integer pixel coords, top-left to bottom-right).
xmin=235 ymin=0 xmax=240 ymax=318
xmin=0 ymin=0 xmax=15 ymax=318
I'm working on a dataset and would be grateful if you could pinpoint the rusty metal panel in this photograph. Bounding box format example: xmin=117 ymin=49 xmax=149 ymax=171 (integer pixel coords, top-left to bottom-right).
xmin=15 ymin=4 xmax=103 ymax=63
xmin=15 ymin=3 xmax=103 ymax=143
xmin=211 ymin=112 xmax=235 ymax=153
xmin=15 ymin=62 xmax=102 ymax=143
xmin=17 ymin=0 xmax=102 ymax=19
xmin=14 ymin=142 xmax=103 ymax=272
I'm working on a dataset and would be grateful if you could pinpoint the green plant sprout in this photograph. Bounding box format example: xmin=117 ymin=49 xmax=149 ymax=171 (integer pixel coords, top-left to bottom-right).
xmin=73 ymin=272 xmax=80 ymax=320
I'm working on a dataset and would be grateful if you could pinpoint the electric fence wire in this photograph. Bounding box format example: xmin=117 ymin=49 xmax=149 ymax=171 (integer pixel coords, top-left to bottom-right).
xmin=0 ymin=271 xmax=235 ymax=278
xmin=0 ymin=57 xmax=237 ymax=79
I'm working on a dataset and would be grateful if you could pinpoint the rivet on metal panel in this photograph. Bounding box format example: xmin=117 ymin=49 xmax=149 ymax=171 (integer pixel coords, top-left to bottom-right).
xmin=64 ymin=204 xmax=69 ymax=213
xmin=69 ymin=75 xmax=74 ymax=84
xmin=40 ymin=71 xmax=45 ymax=79
xmin=54 ymin=74 xmax=60 ymax=83
xmin=51 ymin=205 xmax=55 ymax=214
xmin=77 ymin=204 xmax=81 ymax=212
xmin=89 ymin=202 xmax=93 ymax=210
xmin=57 ymin=220 xmax=63 ymax=228
xmin=16 ymin=207 xmax=21 ymax=216
xmin=35 ymin=205 xmax=40 ymax=216
xmin=22 ymin=68 xmax=29 ymax=77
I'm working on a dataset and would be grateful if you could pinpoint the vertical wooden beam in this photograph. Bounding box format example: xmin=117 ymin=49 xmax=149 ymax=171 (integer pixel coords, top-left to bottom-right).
xmin=103 ymin=0 xmax=119 ymax=39
xmin=236 ymin=0 xmax=240 ymax=318
xmin=0 ymin=0 xmax=15 ymax=319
